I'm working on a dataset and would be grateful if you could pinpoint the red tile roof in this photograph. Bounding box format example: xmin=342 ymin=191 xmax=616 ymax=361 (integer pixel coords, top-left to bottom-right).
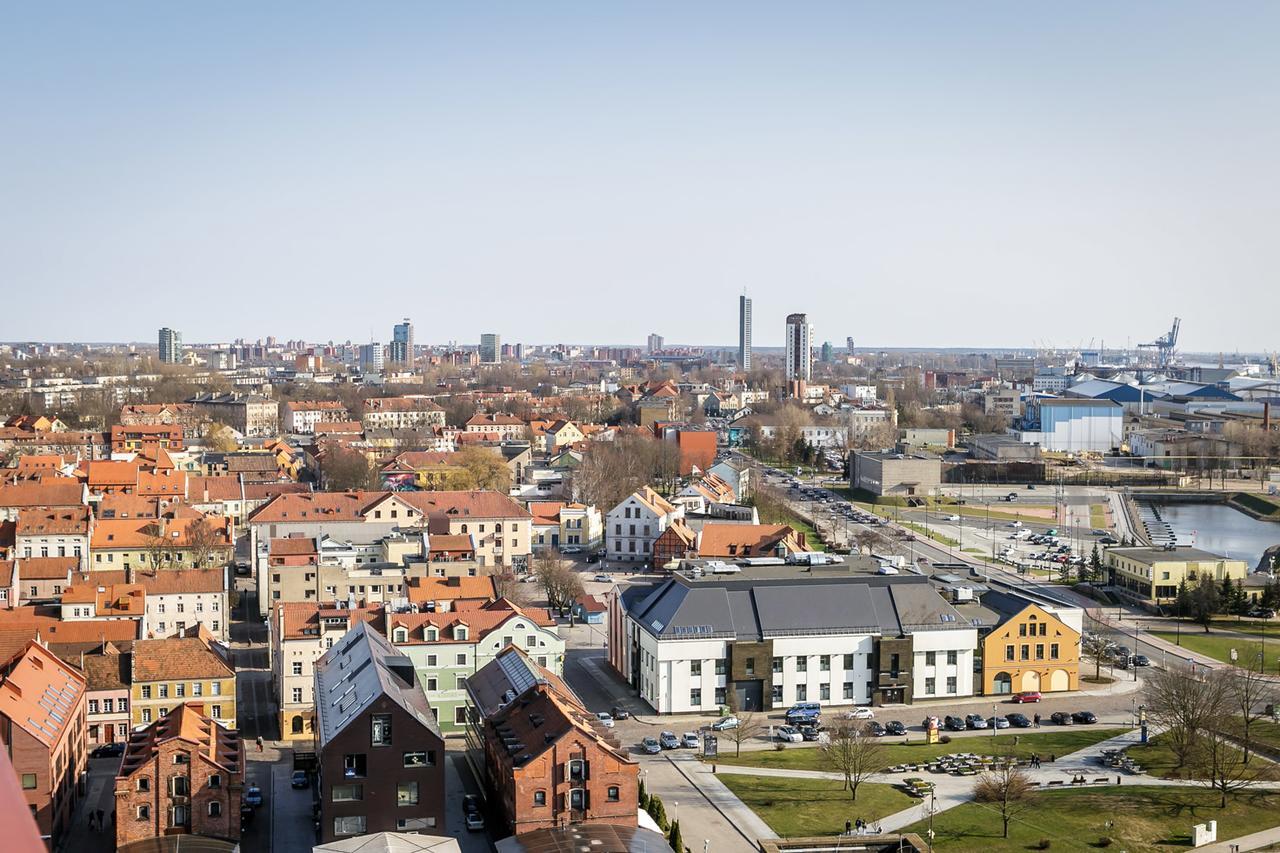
xmin=0 ymin=641 xmax=86 ymax=748
xmin=0 ymin=480 xmax=84 ymax=508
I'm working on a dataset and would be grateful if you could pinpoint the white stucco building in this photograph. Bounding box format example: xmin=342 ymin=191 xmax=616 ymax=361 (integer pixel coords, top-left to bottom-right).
xmin=606 ymin=487 xmax=685 ymax=565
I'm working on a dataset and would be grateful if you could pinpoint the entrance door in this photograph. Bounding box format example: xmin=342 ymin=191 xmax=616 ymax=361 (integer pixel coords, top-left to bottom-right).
xmin=104 ymin=724 xmax=115 ymax=743
xmin=733 ymin=680 xmax=763 ymax=712
xmin=1021 ymin=671 xmax=1041 ymax=692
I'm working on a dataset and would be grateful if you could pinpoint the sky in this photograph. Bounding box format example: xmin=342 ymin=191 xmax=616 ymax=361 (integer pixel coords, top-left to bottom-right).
xmin=2 ymin=2 xmax=1278 ymax=351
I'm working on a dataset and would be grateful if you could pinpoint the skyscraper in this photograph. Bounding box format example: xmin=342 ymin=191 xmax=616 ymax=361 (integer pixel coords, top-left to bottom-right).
xmin=360 ymin=342 xmax=385 ymax=372
xmin=158 ymin=327 xmax=182 ymax=364
xmin=647 ymin=333 xmax=664 ymax=354
xmin=785 ymin=313 xmax=812 ymax=382
xmin=479 ymin=333 xmax=501 ymax=364
xmin=738 ymin=294 xmax=752 ymax=370
xmin=390 ymin=318 xmax=414 ymax=365
xmin=821 ymin=341 xmax=833 ymax=363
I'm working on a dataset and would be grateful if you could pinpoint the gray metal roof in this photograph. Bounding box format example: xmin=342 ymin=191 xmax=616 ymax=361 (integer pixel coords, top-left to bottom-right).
xmin=626 ymin=572 xmax=970 ymax=641
xmin=313 ymin=622 xmax=442 ymax=748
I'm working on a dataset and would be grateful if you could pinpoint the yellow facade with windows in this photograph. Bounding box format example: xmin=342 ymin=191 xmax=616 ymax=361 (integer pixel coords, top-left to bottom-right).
xmin=982 ymin=603 xmax=1079 ymax=696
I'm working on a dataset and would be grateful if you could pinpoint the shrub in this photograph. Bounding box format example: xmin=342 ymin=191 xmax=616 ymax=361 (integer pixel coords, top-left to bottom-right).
xmin=1096 ymin=838 xmax=1113 ymax=848
xmin=1037 ymin=840 xmax=1051 ymax=850
xmin=775 ymin=741 xmax=787 ymax=751
xmin=940 ymin=734 xmax=951 ymax=744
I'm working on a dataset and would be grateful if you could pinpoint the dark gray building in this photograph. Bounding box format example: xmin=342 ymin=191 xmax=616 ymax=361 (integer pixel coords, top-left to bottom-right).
xmin=314 ymin=622 xmax=446 ymax=843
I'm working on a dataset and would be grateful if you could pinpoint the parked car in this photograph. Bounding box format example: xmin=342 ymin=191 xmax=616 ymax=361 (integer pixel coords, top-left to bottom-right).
xmin=1011 ymin=691 xmax=1042 ymax=704
xmin=884 ymin=720 xmax=907 ymax=736
xmin=1132 ymin=654 xmax=1150 ymax=667
xmin=462 ymin=794 xmax=481 ymax=815
xmin=290 ymin=771 xmax=309 ymax=789
xmin=1072 ymin=711 xmax=1098 ymax=724
xmin=711 ymin=716 xmax=740 ymax=731
xmin=865 ymin=721 xmax=886 ymax=737
xmin=965 ymin=714 xmax=988 ymax=730
xmin=610 ymin=706 xmax=631 ymax=720
xmin=561 ymin=545 xmax=584 ymax=554
xmin=842 ymin=707 xmax=875 ymax=721
xmin=595 ymin=712 xmax=614 ymax=728
xmin=1099 ymin=536 xmax=1118 ymax=545
xmin=593 ymin=574 xmax=613 ymax=583
xmin=641 ymin=737 xmax=662 ymax=754
xmin=244 ymin=785 xmax=263 ymax=807
xmin=943 ymin=715 xmax=967 ymax=732
xmin=465 ymin=811 xmax=486 ymax=832
xmin=659 ymin=731 xmax=680 ymax=749
xmin=1050 ymin=712 xmax=1073 ymax=726
xmin=1007 ymin=713 xmax=1032 ymax=728
xmin=1249 ymin=608 xmax=1277 ymax=619
xmin=91 ymin=742 xmax=125 ymax=759
xmin=682 ymin=732 xmax=700 ymax=749
xmin=234 ymin=561 xmax=251 ymax=576
xmin=799 ymin=724 xmax=823 ymax=741
xmin=775 ymin=725 xmax=804 ymax=743
xmin=987 ymin=716 xmax=1010 ymax=730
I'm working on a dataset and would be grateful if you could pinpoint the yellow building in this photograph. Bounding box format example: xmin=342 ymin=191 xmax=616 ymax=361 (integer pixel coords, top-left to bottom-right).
xmin=1105 ymin=546 xmax=1249 ymax=604
xmin=130 ymin=637 xmax=237 ymax=729
xmin=982 ymin=603 xmax=1079 ymax=695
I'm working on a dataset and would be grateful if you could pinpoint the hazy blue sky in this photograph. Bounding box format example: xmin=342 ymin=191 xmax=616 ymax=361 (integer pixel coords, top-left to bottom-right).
xmin=3 ymin=3 xmax=1278 ymax=351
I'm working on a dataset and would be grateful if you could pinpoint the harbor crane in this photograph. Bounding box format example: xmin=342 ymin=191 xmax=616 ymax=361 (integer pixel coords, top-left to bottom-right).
xmin=1138 ymin=317 xmax=1181 ymax=368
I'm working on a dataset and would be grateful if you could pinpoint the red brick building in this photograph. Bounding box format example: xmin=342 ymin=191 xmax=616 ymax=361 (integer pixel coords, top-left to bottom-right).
xmin=110 ymin=424 xmax=185 ymax=454
xmin=113 ymin=702 xmax=244 ymax=847
xmin=465 ymin=647 xmax=637 ymax=835
xmin=0 ymin=641 xmax=88 ymax=849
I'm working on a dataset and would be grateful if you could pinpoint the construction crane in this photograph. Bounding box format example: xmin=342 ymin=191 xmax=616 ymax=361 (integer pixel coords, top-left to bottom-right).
xmin=1138 ymin=317 xmax=1181 ymax=368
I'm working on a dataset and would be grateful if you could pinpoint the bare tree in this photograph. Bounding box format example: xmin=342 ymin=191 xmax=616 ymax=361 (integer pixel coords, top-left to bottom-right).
xmin=723 ymin=712 xmax=763 ymax=757
xmin=185 ymin=516 xmax=227 ymax=568
xmin=853 ymin=528 xmax=883 ymax=556
xmin=972 ymin=762 xmax=1036 ymax=838
xmin=321 ymin=445 xmax=379 ymax=491
xmin=535 ymin=549 xmax=583 ymax=617
xmin=202 ymin=421 xmax=239 ymax=453
xmin=142 ymin=525 xmax=173 ymax=572
xmin=820 ymin=721 xmax=886 ymax=801
xmin=1222 ymin=653 xmax=1278 ymax=765
xmin=1144 ymin=663 xmax=1222 ymax=772
xmin=491 ymin=570 xmax=528 ymax=605
xmin=1080 ymin=634 xmax=1112 ymax=682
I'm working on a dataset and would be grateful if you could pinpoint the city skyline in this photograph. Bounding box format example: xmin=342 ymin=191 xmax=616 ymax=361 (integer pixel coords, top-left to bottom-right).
xmin=3 ymin=4 xmax=1280 ymax=349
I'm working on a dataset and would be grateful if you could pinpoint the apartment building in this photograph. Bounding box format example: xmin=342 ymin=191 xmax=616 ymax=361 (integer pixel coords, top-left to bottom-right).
xmin=386 ymin=600 xmax=563 ymax=734
xmin=465 ymin=647 xmax=636 ymax=835
xmin=0 ymin=641 xmax=88 ymax=849
xmin=90 ymin=516 xmax=233 ymax=573
xmin=113 ymin=703 xmax=244 ymax=847
xmin=283 ymin=400 xmax=351 ymax=435
xmin=314 ymin=623 xmax=446 ymax=842
xmin=188 ymin=393 xmax=279 ymax=437
xmin=130 ymin=637 xmax=236 ymax=729
xmin=464 ymin=414 xmax=526 ymax=441
xmin=136 ymin=568 xmax=229 ymax=641
xmin=82 ymin=646 xmax=132 ymax=746
xmin=606 ymin=487 xmax=684 ymax=565
xmin=271 ymin=602 xmax=379 ymax=741
xmin=1105 ymin=546 xmax=1250 ymax=604
xmin=15 ymin=506 xmax=90 ymax=573
xmin=361 ymin=398 xmax=446 ymax=432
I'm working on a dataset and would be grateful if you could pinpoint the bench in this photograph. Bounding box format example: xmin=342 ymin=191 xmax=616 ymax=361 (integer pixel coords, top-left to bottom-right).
xmin=1047 ymin=780 xmax=1064 ymax=787
xmin=1093 ymin=777 xmax=1109 ymax=784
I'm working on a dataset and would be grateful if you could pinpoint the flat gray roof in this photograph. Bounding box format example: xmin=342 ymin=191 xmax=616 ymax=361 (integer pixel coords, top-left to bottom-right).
xmin=1108 ymin=546 xmax=1238 ymax=564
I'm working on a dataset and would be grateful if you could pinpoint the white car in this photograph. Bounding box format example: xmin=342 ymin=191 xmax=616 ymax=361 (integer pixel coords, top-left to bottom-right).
xmin=944 ymin=514 xmax=961 ymax=522
xmin=775 ymin=725 xmax=804 ymax=743
xmin=841 ymin=707 xmax=875 ymax=720
xmin=1008 ymin=521 xmax=1023 ymax=528
xmin=595 ymin=712 xmax=614 ymax=728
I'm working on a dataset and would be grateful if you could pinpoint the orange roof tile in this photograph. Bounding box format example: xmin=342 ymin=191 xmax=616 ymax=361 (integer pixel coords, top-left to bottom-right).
xmin=0 ymin=480 xmax=84 ymax=508
xmin=131 ymin=637 xmax=233 ymax=682
xmin=404 ymin=575 xmax=497 ymax=605
xmin=16 ymin=506 xmax=90 ymax=536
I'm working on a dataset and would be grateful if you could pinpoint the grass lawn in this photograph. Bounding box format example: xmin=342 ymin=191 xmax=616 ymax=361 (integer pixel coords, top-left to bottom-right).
xmin=1124 ymin=733 xmax=1279 ymax=781
xmin=903 ymin=786 xmax=1280 ymax=852
xmin=1148 ymin=631 xmax=1271 ymax=667
xmin=711 ymin=728 xmax=1128 ymax=772
xmin=1089 ymin=503 xmax=1109 ymax=529
xmin=900 ymin=521 xmax=960 ymax=548
xmin=716 ymin=774 xmax=917 ymax=837
xmin=1247 ymin=719 xmax=1280 ymax=753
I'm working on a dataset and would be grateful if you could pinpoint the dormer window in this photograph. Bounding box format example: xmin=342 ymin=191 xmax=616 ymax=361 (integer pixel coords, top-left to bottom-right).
xmin=392 ymin=627 xmax=408 ymax=643
xmin=454 ymin=625 xmax=468 ymax=641
xmin=426 ymin=627 xmax=439 ymax=641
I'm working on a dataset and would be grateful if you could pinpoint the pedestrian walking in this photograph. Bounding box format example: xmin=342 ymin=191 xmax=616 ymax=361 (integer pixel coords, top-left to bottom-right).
xmin=1033 ymin=713 xmax=1040 ymax=728
xmin=97 ymin=809 xmax=105 ymax=830
xmin=845 ymin=820 xmax=852 ymax=836
xmin=88 ymin=813 xmax=96 ymax=833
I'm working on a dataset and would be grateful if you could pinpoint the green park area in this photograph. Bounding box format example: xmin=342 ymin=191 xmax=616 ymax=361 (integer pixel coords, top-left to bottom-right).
xmin=1148 ymin=631 xmax=1278 ymax=669
xmin=710 ymin=728 xmax=1126 ymax=773
xmin=904 ymin=786 xmax=1280 ymax=852
xmin=716 ymin=774 xmax=917 ymax=837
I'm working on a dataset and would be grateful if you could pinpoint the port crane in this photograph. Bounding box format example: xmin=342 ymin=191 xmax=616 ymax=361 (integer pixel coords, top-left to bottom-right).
xmin=1138 ymin=317 xmax=1181 ymax=368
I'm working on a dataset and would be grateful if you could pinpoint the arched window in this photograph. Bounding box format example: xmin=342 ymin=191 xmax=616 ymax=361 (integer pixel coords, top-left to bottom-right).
xmin=461 ymin=524 xmax=468 ymax=533
xmin=993 ymin=672 xmax=1013 ymax=694
xmin=209 ymin=802 xmax=222 ymax=817
xmin=291 ymin=715 xmax=304 ymax=735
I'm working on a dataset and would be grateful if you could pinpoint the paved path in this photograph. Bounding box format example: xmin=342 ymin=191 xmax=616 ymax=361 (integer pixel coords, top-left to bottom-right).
xmin=1201 ymin=824 xmax=1280 ymax=852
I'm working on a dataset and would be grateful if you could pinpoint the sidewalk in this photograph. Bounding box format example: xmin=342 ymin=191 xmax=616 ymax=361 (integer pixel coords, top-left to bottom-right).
xmin=1200 ymin=825 xmax=1280 ymax=852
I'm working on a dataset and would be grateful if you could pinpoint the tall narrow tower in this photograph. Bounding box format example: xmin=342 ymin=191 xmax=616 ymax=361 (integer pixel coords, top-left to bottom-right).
xmin=784 ymin=313 xmax=811 ymax=382
xmin=738 ymin=294 xmax=753 ymax=370
xmin=390 ymin=318 xmax=415 ymax=366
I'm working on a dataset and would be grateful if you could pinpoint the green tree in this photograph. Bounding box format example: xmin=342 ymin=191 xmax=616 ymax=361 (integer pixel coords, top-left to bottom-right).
xmin=668 ymin=820 xmax=684 ymax=853
xmin=1089 ymin=544 xmax=1103 ymax=583
xmin=1174 ymin=579 xmax=1192 ymax=618
xmin=638 ymin=779 xmax=649 ymax=809
xmin=1192 ymin=577 xmax=1222 ymax=632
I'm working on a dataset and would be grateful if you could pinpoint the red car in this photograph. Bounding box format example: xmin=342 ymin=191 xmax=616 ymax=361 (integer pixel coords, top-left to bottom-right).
xmin=1011 ymin=691 xmax=1042 ymax=704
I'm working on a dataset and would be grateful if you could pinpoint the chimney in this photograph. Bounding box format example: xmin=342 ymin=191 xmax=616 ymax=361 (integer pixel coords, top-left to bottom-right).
xmin=1265 ymin=401 xmax=1272 ymax=432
